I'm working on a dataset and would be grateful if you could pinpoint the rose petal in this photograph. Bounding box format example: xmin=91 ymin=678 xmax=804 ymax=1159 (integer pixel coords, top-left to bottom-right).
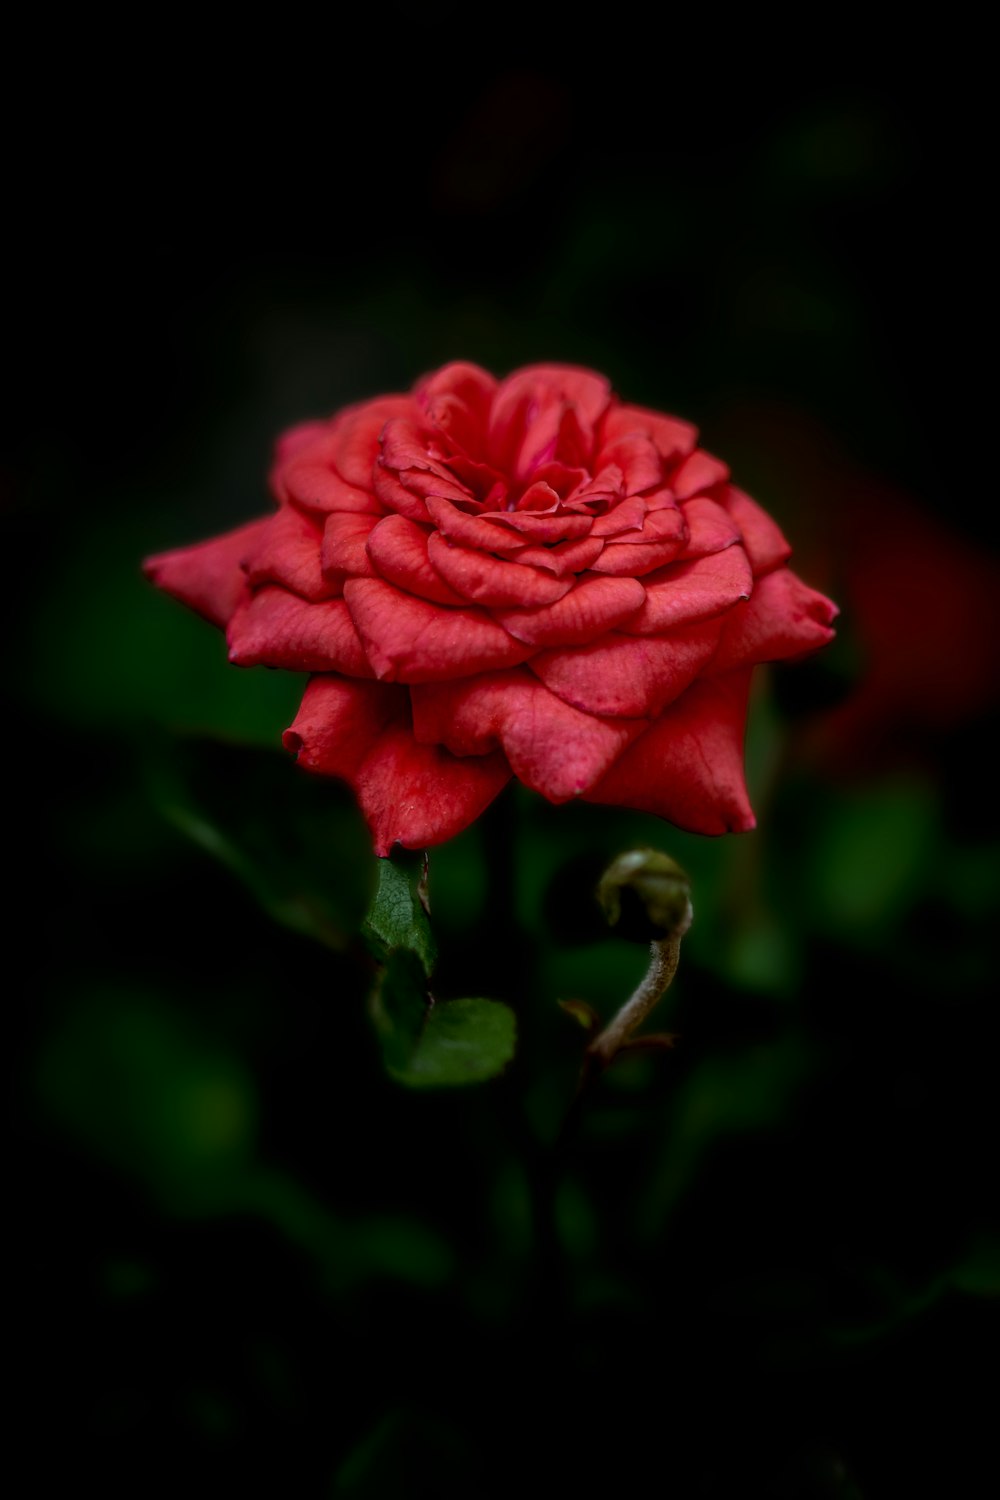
xmin=583 ymin=670 xmax=756 ymax=834
xmin=670 ymin=449 xmax=730 ymax=499
xmin=489 ymin=365 xmax=612 ymax=478
xmin=530 ymin=621 xmax=721 ymax=718
xmin=283 ymin=462 xmax=383 ymax=516
xmin=507 ymin=536 xmax=606 ymax=577
xmin=416 ymin=361 xmax=498 ymax=454
xmin=227 ymin=588 xmax=373 ymax=676
xmin=619 ymin=547 xmax=753 ymax=634
xmin=426 ymin=532 xmax=573 ymax=606
xmin=424 ymin=496 xmax=529 ymax=553
xmin=329 ymin=397 xmax=413 ymax=487
xmin=344 ymin=577 xmax=533 ymax=682
xmin=478 ymin=509 xmax=594 ymax=543
xmin=678 ymin=495 xmax=742 ymax=558
xmin=721 ymin=485 xmax=792 ymax=574
xmin=591 ymin=496 xmax=648 ymax=538
xmin=372 ymin=465 xmax=432 ymax=521
xmin=283 ymin=674 xmax=510 ymax=854
xmin=710 ymin=567 xmax=838 ymax=673
xmin=411 ymin=670 xmax=647 ymax=801
xmin=601 ymin=403 xmax=698 ymax=466
xmin=144 ymin=518 xmax=271 ymax=628
xmin=284 ymin=674 xmax=401 ymax=778
xmin=514 ymin=480 xmax=563 ymax=513
xmin=366 ymin=515 xmax=468 ymax=605
xmin=588 ymin=520 xmax=689 ymax=577
xmin=492 ymin=575 xmax=646 ymax=647
xmin=593 ymin=434 xmax=664 ymax=494
xmin=241 ymin=506 xmax=333 ymax=601
xmin=321 ymin=513 xmax=378 ymax=582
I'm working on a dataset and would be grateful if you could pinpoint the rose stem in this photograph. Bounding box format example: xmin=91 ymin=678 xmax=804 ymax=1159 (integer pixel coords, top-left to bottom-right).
xmin=558 ymin=917 xmax=688 ymax=1150
xmin=586 ymin=931 xmax=684 ymax=1067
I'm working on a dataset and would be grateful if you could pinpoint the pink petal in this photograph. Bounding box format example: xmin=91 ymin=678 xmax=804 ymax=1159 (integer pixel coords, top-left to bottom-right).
xmin=591 ymin=496 xmax=648 ymax=538
xmin=506 ymin=536 xmax=606 ymax=578
xmin=356 ymin=733 xmax=510 ymax=853
xmin=492 ymin=575 xmax=646 ymax=647
xmin=242 ymin=506 xmax=334 ymax=600
xmin=720 ymin=485 xmax=792 ymax=574
xmin=144 ymin=518 xmax=271 ymax=628
xmin=477 ymin=510 xmax=594 ymax=543
xmin=583 ymin=670 xmax=756 ymax=834
xmin=282 ymin=462 xmax=383 ymax=516
xmin=329 ymin=397 xmax=413 ymax=487
xmin=343 ymin=577 xmax=533 ymax=682
xmin=488 ymin=366 xmax=612 ymax=478
xmin=530 ymin=622 xmax=721 ymax=718
xmin=669 ymin=449 xmax=730 ymax=499
xmin=321 ymin=513 xmax=378 ymax=582
xmin=600 ymin=403 xmax=698 ymax=465
xmin=284 ymin=674 xmax=402 ymax=777
xmin=415 ymin=361 xmax=498 ymax=453
xmin=514 ymin=480 xmax=563 ymax=513
xmin=380 ymin=418 xmax=471 ymax=493
xmin=593 ymin=434 xmax=664 ymax=494
xmin=411 ymin=670 xmax=647 ymax=801
xmin=588 ymin=506 xmax=690 ymax=576
xmin=426 ymin=532 xmax=573 ymax=607
xmin=619 ymin=547 xmax=753 ymax=634
xmin=424 ymin=496 xmax=527 ymax=552
xmin=365 ymin=515 xmax=468 ymax=605
xmin=284 ymin=675 xmax=510 ymax=854
xmin=227 ymin=588 xmax=373 ymax=676
xmin=372 ymin=465 xmax=432 ymax=521
xmin=711 ymin=567 xmax=838 ymax=673
xmin=678 ymin=496 xmax=742 ymax=558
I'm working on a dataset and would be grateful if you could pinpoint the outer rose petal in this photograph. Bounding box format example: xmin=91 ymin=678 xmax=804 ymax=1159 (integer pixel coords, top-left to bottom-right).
xmin=411 ymin=670 xmax=647 ymax=802
xmin=670 ymin=449 xmax=730 ymax=499
xmin=530 ymin=621 xmax=721 ymax=718
xmin=711 ymin=567 xmax=838 ymax=673
xmin=584 ymin=671 xmax=756 ymax=834
xmin=143 ymin=518 xmax=271 ymax=628
xmin=227 ymin=588 xmax=373 ymax=676
xmin=600 ymin=403 xmax=698 ymax=466
xmin=284 ymin=675 xmax=510 ymax=854
xmin=328 ymin=397 xmax=413 ymax=487
xmin=344 ymin=577 xmax=533 ymax=682
xmin=242 ymin=506 xmax=334 ymax=600
xmin=721 ymin=486 xmax=792 ymax=574
xmin=619 ymin=547 xmax=753 ymax=634
xmin=492 ymin=575 xmax=646 ymax=647
xmin=678 ymin=496 xmax=742 ymax=558
xmin=282 ymin=463 xmax=383 ymax=516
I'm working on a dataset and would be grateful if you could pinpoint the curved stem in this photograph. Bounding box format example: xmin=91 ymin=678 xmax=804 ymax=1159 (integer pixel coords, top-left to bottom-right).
xmin=586 ymin=931 xmax=684 ymax=1068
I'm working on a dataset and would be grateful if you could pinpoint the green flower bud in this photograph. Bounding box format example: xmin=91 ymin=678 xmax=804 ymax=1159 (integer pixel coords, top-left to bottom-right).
xmin=596 ymin=848 xmax=692 ymax=944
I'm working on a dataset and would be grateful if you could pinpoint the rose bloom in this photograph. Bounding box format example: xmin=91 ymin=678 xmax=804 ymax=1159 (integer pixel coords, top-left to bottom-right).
xmin=145 ymin=363 xmax=836 ymax=854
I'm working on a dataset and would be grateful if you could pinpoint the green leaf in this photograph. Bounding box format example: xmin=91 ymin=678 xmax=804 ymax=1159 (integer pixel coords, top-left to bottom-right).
xmin=388 ymin=997 xmax=517 ymax=1089
xmin=362 ymin=850 xmax=437 ymax=975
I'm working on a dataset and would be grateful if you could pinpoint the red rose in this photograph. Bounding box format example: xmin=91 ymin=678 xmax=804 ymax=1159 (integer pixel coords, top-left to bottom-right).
xmin=145 ymin=363 xmax=836 ymax=854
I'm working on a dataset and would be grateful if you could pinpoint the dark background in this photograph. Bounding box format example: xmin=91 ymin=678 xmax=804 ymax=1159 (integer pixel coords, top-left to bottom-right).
xmin=8 ymin=26 xmax=998 ymax=1498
